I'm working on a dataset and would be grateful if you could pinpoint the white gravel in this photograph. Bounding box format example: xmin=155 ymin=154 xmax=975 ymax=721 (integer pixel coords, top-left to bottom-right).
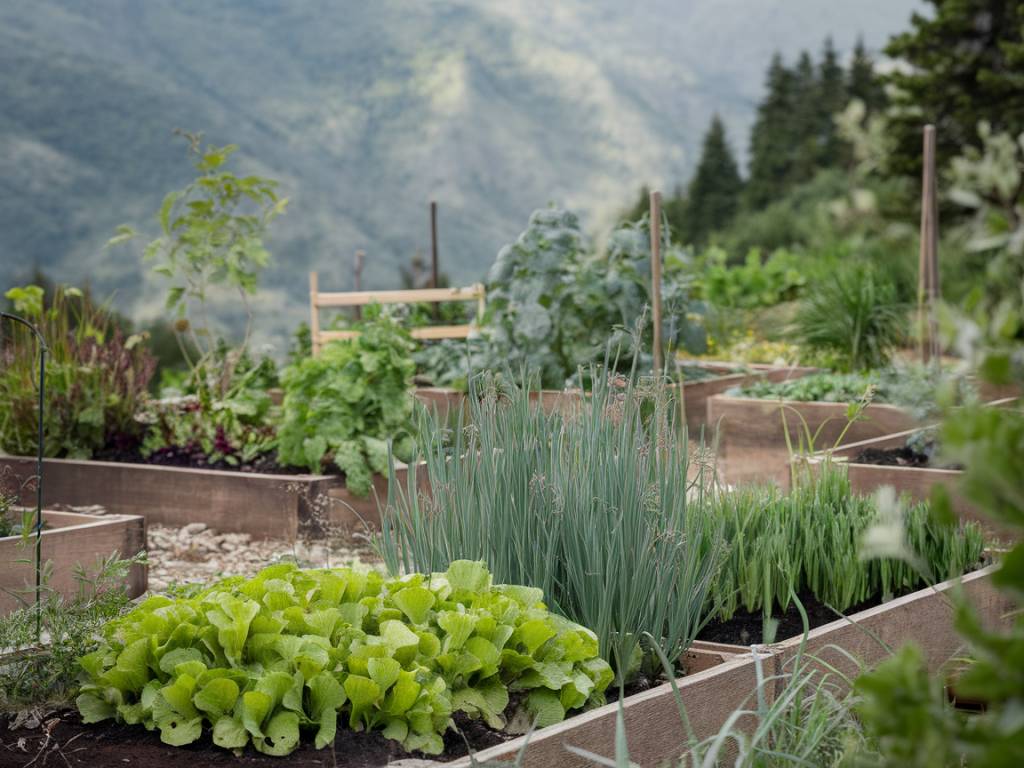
xmin=146 ymin=522 xmax=381 ymax=593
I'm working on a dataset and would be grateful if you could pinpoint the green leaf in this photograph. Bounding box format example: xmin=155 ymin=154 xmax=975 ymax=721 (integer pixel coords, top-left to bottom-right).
xmin=254 ymin=711 xmax=300 ymax=756
xmin=76 ymin=692 xmax=116 ymax=724
xmin=194 ymin=678 xmax=240 ymax=719
xmin=212 ymin=716 xmax=249 ymax=750
xmin=392 ymin=586 xmax=436 ymax=625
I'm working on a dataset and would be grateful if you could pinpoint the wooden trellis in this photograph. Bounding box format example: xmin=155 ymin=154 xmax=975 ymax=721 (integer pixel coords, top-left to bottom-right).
xmin=308 ymin=271 xmax=485 ymax=355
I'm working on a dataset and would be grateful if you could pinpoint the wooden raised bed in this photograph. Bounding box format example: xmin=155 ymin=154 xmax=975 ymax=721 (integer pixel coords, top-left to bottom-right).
xmin=414 ymin=386 xmax=467 ymax=424
xmin=450 ymin=566 xmax=1006 ymax=768
xmin=677 ymin=362 xmax=817 ymax=438
xmin=0 ymin=509 xmax=147 ymax=614
xmin=707 ymin=395 xmax=920 ymax=487
xmin=0 ymin=457 xmax=404 ymax=539
xmin=806 ymin=434 xmax=1014 ymax=543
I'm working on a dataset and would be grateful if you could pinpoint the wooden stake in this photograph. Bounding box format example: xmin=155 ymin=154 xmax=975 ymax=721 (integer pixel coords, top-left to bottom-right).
xmin=353 ymin=250 xmax=365 ymax=321
xmin=918 ymin=125 xmax=939 ymax=363
xmin=309 ymin=271 xmax=320 ymax=356
xmin=430 ymin=201 xmax=440 ymax=321
xmin=649 ymin=190 xmax=664 ymax=375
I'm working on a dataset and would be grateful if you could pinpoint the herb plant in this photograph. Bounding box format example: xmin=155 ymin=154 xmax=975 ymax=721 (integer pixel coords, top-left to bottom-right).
xmin=376 ymin=368 xmax=722 ymax=679
xmin=278 ymin=314 xmax=416 ymax=495
xmin=795 ymin=262 xmax=906 ymax=371
xmin=0 ymin=284 xmax=155 ymax=458
xmin=0 ymin=552 xmax=142 ymax=709
xmin=76 ymin=561 xmax=613 ymax=756
xmin=709 ymin=466 xmax=985 ymax=622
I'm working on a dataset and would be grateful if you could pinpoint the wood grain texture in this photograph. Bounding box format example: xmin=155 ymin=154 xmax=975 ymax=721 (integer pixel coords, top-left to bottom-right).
xmin=0 ymin=457 xmax=343 ymax=539
xmin=707 ymin=396 xmax=919 ymax=487
xmin=771 ymin=566 xmax=1007 ymax=686
xmin=0 ymin=511 xmax=146 ymax=614
xmin=805 ymin=426 xmax=1016 ymax=542
xmin=679 ymin=363 xmax=817 ymax=438
xmin=448 ymin=570 xmax=1004 ymax=768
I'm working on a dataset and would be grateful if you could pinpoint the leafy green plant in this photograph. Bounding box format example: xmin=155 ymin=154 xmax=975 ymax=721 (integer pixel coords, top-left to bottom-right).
xmin=795 ymin=262 xmax=906 ymax=371
xmin=733 ymin=365 xmax=978 ymax=420
xmin=697 ymin=246 xmax=808 ymax=309
xmin=709 ymin=467 xmax=985 ymax=623
xmin=140 ymin=347 xmax=279 ymax=468
xmin=476 ymin=208 xmax=706 ymax=389
xmin=0 ymin=284 xmax=156 ymax=458
xmin=376 ymin=368 xmax=722 ymax=679
xmin=113 ymin=135 xmax=287 ymax=378
xmin=278 ymin=314 xmax=416 ymax=495
xmin=75 ymin=560 xmax=613 ymax=756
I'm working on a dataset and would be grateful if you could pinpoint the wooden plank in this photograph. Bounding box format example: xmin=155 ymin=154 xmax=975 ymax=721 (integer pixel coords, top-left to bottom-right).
xmin=0 ymin=457 xmax=343 ymax=539
xmin=772 ymin=566 xmax=1007 ymax=687
xmin=319 ymin=325 xmax=474 ymax=342
xmin=448 ymin=652 xmax=767 ymax=768
xmin=314 ymin=285 xmax=483 ymax=307
xmin=0 ymin=511 xmax=147 ymax=614
xmin=707 ymin=396 xmax=920 ymax=487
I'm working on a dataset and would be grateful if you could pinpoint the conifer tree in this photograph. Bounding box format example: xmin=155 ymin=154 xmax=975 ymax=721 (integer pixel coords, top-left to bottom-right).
xmin=817 ymin=37 xmax=848 ymax=166
xmin=847 ymin=37 xmax=886 ymax=114
xmin=681 ymin=115 xmax=743 ymax=245
xmin=885 ymin=0 xmax=1024 ymax=176
xmin=745 ymin=53 xmax=796 ymax=210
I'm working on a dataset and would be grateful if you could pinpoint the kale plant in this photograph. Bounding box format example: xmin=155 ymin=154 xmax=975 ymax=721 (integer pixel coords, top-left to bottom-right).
xmin=474 ymin=208 xmax=706 ymax=389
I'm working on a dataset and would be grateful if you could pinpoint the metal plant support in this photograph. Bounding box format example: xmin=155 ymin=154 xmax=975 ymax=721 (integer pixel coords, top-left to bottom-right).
xmin=1 ymin=312 xmax=47 ymax=640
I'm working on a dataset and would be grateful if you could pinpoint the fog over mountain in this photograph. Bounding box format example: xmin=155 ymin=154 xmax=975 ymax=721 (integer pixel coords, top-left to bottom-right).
xmin=0 ymin=0 xmax=920 ymax=347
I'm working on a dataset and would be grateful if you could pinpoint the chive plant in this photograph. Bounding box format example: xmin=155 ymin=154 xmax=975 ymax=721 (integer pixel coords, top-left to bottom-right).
xmin=376 ymin=368 xmax=723 ymax=679
xmin=708 ymin=466 xmax=985 ymax=622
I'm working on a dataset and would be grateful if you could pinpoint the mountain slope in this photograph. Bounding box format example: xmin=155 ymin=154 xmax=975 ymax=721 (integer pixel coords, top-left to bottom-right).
xmin=0 ymin=0 xmax=920 ymax=347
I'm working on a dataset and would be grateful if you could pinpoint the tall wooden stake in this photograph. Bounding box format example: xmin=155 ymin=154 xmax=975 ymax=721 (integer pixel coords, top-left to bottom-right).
xmin=430 ymin=201 xmax=440 ymax=321
xmin=918 ymin=125 xmax=940 ymax=363
xmin=649 ymin=190 xmax=664 ymax=375
xmin=353 ymin=250 xmax=365 ymax=321
xmin=309 ymin=271 xmax=320 ymax=356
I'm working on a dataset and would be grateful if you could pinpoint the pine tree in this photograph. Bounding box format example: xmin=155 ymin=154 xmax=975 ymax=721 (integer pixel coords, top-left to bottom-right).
xmin=788 ymin=50 xmax=821 ymax=185
xmin=847 ymin=37 xmax=886 ymax=114
xmin=885 ymin=0 xmax=1024 ymax=177
xmin=817 ymin=37 xmax=848 ymax=166
xmin=745 ymin=53 xmax=797 ymax=210
xmin=681 ymin=115 xmax=743 ymax=245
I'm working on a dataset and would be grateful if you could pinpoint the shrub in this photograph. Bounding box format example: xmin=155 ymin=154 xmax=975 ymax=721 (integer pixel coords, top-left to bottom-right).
xmin=376 ymin=370 xmax=722 ymax=679
xmin=75 ymin=561 xmax=613 ymax=756
xmin=698 ymin=246 xmax=808 ymax=310
xmin=0 ymin=284 xmax=155 ymax=458
xmin=794 ymin=262 xmax=906 ymax=371
xmin=278 ymin=314 xmax=416 ymax=495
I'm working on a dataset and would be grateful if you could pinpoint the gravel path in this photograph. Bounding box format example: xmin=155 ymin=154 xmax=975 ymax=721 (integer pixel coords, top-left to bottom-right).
xmin=146 ymin=522 xmax=381 ymax=592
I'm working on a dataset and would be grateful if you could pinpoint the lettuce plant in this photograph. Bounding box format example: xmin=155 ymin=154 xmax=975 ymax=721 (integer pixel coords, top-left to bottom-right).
xmin=278 ymin=314 xmax=417 ymax=495
xmin=76 ymin=561 xmax=612 ymax=756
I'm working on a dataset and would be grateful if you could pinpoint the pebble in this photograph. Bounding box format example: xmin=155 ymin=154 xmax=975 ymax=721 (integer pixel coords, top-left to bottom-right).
xmin=146 ymin=523 xmax=381 ymax=593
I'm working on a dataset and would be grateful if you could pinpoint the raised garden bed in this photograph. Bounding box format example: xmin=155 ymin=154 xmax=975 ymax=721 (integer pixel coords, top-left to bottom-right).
xmin=707 ymin=395 xmax=921 ymax=487
xmin=676 ymin=361 xmax=817 ymax=437
xmin=0 ymin=457 xmax=409 ymax=539
xmin=0 ymin=509 xmax=146 ymax=614
xmin=450 ymin=565 xmax=1007 ymax=768
xmin=806 ymin=427 xmax=1015 ymax=543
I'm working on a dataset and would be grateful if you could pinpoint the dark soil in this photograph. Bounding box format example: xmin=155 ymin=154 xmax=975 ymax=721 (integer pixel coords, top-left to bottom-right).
xmin=92 ymin=445 xmax=314 ymax=476
xmin=698 ymin=590 xmax=892 ymax=646
xmin=852 ymin=446 xmax=931 ymax=468
xmin=0 ymin=709 xmax=509 ymax=768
